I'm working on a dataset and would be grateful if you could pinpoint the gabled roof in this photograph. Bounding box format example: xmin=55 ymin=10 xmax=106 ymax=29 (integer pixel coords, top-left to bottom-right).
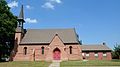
xmin=81 ymin=45 xmax=111 ymax=51
xmin=20 ymin=28 xmax=79 ymax=44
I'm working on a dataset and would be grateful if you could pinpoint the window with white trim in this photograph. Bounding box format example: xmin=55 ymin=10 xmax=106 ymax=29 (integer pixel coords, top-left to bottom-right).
xmin=86 ymin=52 xmax=89 ymax=57
xmin=103 ymin=52 xmax=107 ymax=57
xmin=94 ymin=52 xmax=98 ymax=57
xmin=82 ymin=53 xmax=85 ymax=56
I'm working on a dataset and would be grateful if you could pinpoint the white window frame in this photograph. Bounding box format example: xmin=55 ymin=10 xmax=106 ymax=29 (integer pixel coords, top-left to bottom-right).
xmin=103 ymin=53 xmax=107 ymax=56
xmin=82 ymin=53 xmax=85 ymax=56
xmin=86 ymin=53 xmax=89 ymax=57
xmin=94 ymin=52 xmax=98 ymax=57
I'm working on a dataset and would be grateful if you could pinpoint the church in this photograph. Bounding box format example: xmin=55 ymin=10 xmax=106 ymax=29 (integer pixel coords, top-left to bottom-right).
xmin=10 ymin=5 xmax=112 ymax=61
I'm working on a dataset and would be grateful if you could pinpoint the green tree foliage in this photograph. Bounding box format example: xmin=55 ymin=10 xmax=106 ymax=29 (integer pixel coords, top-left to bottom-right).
xmin=0 ymin=0 xmax=17 ymax=60
xmin=112 ymin=44 xmax=120 ymax=59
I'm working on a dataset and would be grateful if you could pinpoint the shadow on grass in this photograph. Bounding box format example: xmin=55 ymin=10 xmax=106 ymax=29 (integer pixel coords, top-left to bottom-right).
xmin=111 ymin=59 xmax=120 ymax=62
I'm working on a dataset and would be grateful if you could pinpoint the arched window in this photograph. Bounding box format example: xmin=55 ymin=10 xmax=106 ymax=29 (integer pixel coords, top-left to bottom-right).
xmin=69 ymin=46 xmax=72 ymax=54
xmin=41 ymin=47 xmax=44 ymax=54
xmin=24 ymin=47 xmax=27 ymax=55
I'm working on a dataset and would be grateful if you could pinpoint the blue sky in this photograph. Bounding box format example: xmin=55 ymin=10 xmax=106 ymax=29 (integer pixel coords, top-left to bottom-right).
xmin=7 ymin=0 xmax=120 ymax=49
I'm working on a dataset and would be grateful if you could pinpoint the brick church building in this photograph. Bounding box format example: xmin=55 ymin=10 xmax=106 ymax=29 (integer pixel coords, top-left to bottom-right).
xmin=10 ymin=5 xmax=112 ymax=61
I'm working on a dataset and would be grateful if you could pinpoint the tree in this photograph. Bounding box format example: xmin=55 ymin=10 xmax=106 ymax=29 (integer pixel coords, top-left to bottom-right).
xmin=0 ymin=0 xmax=17 ymax=61
xmin=112 ymin=44 xmax=120 ymax=59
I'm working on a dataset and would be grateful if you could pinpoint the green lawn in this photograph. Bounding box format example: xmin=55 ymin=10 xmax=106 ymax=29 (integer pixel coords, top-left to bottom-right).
xmin=0 ymin=60 xmax=120 ymax=67
xmin=0 ymin=61 xmax=51 ymax=67
xmin=60 ymin=60 xmax=120 ymax=67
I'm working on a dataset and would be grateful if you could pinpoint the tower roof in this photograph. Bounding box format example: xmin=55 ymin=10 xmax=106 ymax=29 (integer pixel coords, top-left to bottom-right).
xmin=18 ymin=5 xmax=25 ymax=22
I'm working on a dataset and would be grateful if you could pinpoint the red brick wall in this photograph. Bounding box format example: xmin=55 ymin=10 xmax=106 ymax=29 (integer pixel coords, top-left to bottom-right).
xmin=89 ymin=52 xmax=95 ymax=60
xmin=82 ymin=51 xmax=112 ymax=60
xmin=12 ymin=32 xmax=111 ymax=61
xmin=12 ymin=35 xmax=82 ymax=61
xmin=106 ymin=52 xmax=112 ymax=60
xmin=65 ymin=45 xmax=82 ymax=60
xmin=98 ymin=52 xmax=103 ymax=60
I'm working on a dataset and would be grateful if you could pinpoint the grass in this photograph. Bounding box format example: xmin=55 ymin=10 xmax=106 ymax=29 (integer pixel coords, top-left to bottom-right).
xmin=0 ymin=61 xmax=51 ymax=67
xmin=0 ymin=60 xmax=120 ymax=67
xmin=60 ymin=60 xmax=120 ymax=67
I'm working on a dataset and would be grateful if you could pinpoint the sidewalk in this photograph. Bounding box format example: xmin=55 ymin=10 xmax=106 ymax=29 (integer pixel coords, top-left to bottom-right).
xmin=49 ymin=60 xmax=61 ymax=67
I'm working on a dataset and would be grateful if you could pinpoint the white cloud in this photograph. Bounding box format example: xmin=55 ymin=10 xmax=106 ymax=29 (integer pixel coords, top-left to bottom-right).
xmin=26 ymin=5 xmax=30 ymax=9
xmin=42 ymin=2 xmax=54 ymax=9
xmin=42 ymin=0 xmax=62 ymax=10
xmin=26 ymin=5 xmax=33 ymax=9
xmin=8 ymin=1 xmax=18 ymax=8
xmin=25 ymin=18 xmax=38 ymax=23
xmin=50 ymin=0 xmax=62 ymax=4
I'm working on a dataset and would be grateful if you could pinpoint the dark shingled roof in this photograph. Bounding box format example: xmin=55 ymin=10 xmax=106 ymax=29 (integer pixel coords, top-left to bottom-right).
xmin=81 ymin=45 xmax=111 ymax=51
xmin=20 ymin=28 xmax=79 ymax=44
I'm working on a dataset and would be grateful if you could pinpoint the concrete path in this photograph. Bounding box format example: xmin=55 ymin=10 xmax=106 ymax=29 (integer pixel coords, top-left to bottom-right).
xmin=49 ymin=60 xmax=61 ymax=67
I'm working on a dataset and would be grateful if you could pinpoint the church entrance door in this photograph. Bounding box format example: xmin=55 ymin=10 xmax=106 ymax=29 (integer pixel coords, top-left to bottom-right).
xmin=53 ymin=48 xmax=61 ymax=60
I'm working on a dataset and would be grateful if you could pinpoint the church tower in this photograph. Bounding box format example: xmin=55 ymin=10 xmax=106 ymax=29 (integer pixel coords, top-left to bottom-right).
xmin=10 ymin=5 xmax=25 ymax=61
xmin=15 ymin=5 xmax=25 ymax=45
xmin=17 ymin=5 xmax=25 ymax=29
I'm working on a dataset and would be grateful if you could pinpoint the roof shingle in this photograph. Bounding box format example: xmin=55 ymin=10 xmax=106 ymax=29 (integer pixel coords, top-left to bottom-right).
xmin=20 ymin=28 xmax=79 ymax=44
xmin=81 ymin=45 xmax=111 ymax=51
